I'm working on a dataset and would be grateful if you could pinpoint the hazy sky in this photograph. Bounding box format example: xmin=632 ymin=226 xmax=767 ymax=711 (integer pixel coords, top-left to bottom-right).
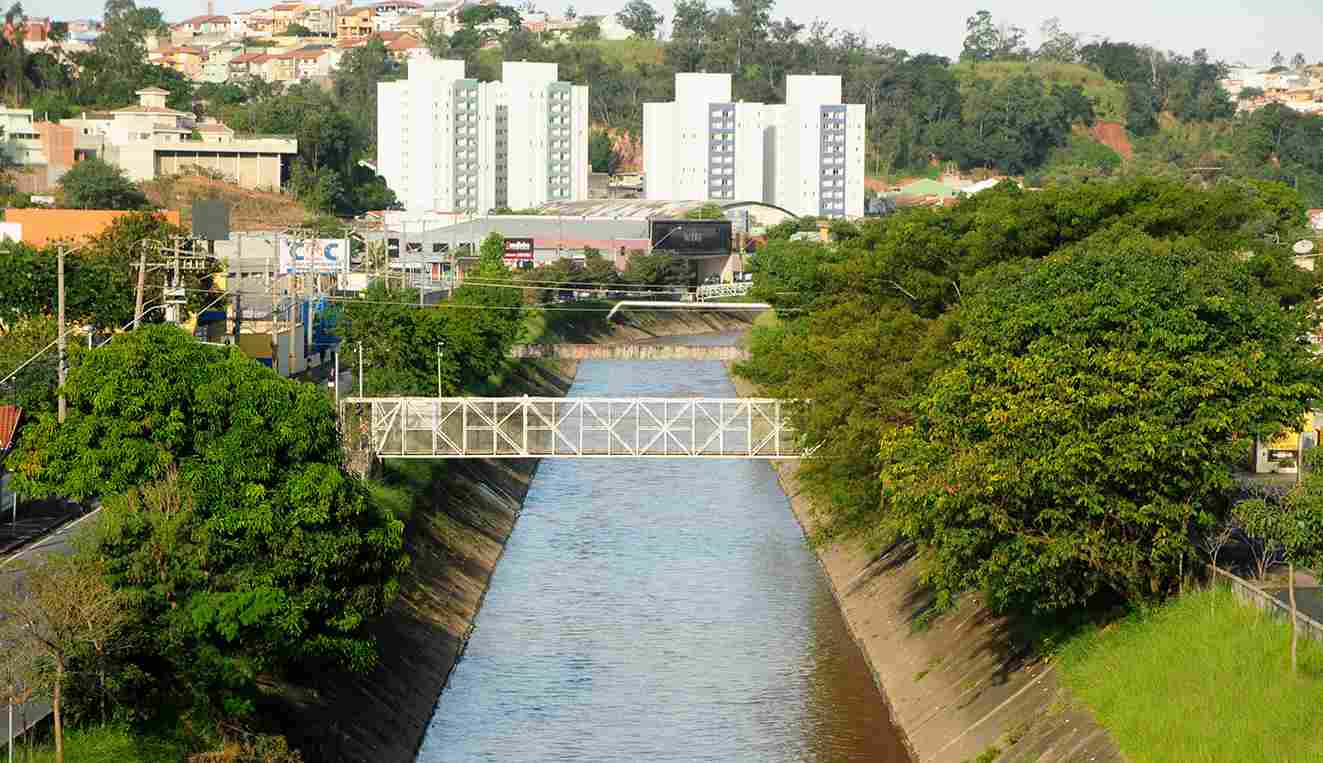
xmin=56 ymin=0 xmax=1322 ymax=67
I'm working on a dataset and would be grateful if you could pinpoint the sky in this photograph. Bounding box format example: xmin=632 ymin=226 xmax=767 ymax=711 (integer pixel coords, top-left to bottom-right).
xmin=54 ymin=0 xmax=1323 ymax=67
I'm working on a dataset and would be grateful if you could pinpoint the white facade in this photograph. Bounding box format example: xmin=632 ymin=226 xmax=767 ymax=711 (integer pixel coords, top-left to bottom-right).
xmin=644 ymin=72 xmax=864 ymax=218
xmin=378 ymin=56 xmax=589 ymax=214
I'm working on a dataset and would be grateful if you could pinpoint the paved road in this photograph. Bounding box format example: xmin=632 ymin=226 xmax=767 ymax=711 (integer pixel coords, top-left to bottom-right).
xmin=0 ymin=507 xmax=101 ymax=747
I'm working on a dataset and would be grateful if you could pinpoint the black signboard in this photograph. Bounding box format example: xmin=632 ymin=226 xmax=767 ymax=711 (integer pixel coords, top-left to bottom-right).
xmin=191 ymin=199 xmax=231 ymax=241
xmin=649 ymin=219 xmax=732 ymax=256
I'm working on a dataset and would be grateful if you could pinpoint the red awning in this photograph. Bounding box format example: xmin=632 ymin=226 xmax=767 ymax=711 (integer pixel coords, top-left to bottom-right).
xmin=0 ymin=405 xmax=20 ymax=453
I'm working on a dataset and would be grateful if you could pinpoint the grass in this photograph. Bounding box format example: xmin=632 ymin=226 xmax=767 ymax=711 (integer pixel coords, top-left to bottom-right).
xmin=519 ymin=300 xmax=617 ymax=344
xmin=1057 ymin=586 xmax=1323 ymax=763
xmin=23 ymin=723 xmax=188 ymax=763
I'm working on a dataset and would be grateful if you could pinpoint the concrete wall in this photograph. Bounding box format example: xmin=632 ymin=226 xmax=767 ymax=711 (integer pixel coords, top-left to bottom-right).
xmin=509 ymin=343 xmax=749 ymax=361
xmin=154 ymin=150 xmax=284 ymax=190
xmin=3 ymin=208 xmax=181 ymax=246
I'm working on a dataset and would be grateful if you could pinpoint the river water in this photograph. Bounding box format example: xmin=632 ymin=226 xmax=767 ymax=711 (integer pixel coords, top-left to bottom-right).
xmin=415 ymin=344 xmax=910 ymax=762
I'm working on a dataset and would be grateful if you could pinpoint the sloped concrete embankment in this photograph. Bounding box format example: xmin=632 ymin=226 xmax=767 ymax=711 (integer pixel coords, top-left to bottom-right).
xmin=728 ymin=373 xmax=1124 ymax=763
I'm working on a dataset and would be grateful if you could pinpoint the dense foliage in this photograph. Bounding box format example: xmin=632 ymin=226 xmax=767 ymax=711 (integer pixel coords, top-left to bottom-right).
xmin=5 ymin=326 xmax=408 ymax=719
xmin=737 ymin=178 xmax=1321 ymax=614
xmin=57 ymin=158 xmax=149 ymax=211
xmin=334 ymin=251 xmax=524 ymax=396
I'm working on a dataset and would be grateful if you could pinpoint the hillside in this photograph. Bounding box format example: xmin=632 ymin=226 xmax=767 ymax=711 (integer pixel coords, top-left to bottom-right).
xmin=951 ymin=60 xmax=1129 ymax=124
xmin=140 ymin=174 xmax=311 ymax=232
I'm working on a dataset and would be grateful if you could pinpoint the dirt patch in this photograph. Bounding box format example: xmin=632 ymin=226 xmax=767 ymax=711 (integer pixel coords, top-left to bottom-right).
xmin=1090 ymin=121 xmax=1133 ymax=160
xmin=140 ymin=174 xmax=311 ymax=231
xmin=728 ymin=371 xmax=1125 ymax=763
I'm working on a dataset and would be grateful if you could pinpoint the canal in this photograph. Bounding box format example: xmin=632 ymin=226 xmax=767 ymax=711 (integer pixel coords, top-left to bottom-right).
xmin=415 ymin=346 xmax=910 ymax=762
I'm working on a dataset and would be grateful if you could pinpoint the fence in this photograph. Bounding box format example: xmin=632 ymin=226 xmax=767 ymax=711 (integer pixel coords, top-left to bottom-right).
xmin=1211 ymin=564 xmax=1323 ymax=645
xmin=695 ymin=281 xmax=753 ymax=302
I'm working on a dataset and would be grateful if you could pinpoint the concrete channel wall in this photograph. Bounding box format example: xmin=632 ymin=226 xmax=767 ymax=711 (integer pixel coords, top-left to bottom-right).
xmin=510 ymin=343 xmax=750 ymax=361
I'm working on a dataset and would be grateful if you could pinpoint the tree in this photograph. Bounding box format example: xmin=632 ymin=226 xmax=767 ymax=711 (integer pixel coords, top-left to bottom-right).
xmin=285 ymin=22 xmax=314 ymax=36
xmin=1291 ymin=52 xmax=1306 ymax=69
xmin=0 ymin=555 xmax=131 ymax=763
xmin=7 ymin=326 xmax=408 ymax=718
xmin=1272 ymin=51 xmax=1285 ymax=68
xmin=878 ymin=234 xmax=1323 ymax=613
xmin=735 ymin=179 xmax=1321 ymax=613
xmin=588 ymin=129 xmax=621 ymax=175
xmin=565 ymin=4 xmax=576 ymax=19
xmin=1241 ymin=455 xmax=1323 ymax=674
xmin=1036 ymin=17 xmax=1078 ymax=63
xmin=1126 ymin=82 xmax=1159 ymax=136
xmin=0 ymin=314 xmax=58 ymax=415
xmin=479 ymin=232 xmax=507 ymax=272
xmin=56 ymin=158 xmax=148 ymax=210
xmin=571 ymin=17 xmax=601 ymax=41
xmin=683 ymin=202 xmax=727 ymax=219
xmin=616 ymin=0 xmax=663 ymax=39
xmin=960 ymin=11 xmax=999 ymax=65
xmin=623 ymin=251 xmax=692 ymax=286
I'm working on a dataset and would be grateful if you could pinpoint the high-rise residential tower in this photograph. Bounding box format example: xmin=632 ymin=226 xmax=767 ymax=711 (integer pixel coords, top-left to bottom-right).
xmin=378 ymin=56 xmax=589 ymax=214
xmin=643 ymin=72 xmax=865 ymax=218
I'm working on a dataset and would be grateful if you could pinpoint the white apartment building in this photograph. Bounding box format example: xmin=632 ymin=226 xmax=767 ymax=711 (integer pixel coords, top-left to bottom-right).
xmin=377 ymin=56 xmax=589 ymax=214
xmin=644 ymin=73 xmax=865 ymax=218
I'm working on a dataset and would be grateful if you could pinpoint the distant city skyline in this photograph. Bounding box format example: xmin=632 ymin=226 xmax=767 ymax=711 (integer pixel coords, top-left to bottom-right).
xmin=56 ymin=0 xmax=1322 ymax=68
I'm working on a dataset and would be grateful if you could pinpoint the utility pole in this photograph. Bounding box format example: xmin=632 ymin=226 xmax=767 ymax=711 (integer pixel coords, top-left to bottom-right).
xmin=133 ymin=246 xmax=147 ymax=329
xmin=57 ymin=246 xmax=66 ymax=423
xmin=436 ymin=340 xmax=444 ymax=396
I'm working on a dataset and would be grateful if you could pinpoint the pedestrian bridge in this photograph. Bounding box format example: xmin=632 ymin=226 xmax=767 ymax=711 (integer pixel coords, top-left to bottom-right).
xmin=342 ymin=397 xmax=805 ymax=459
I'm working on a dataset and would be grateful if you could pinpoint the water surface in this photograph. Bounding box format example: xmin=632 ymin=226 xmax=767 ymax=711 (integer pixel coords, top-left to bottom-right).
xmin=417 ymin=349 xmax=909 ymax=762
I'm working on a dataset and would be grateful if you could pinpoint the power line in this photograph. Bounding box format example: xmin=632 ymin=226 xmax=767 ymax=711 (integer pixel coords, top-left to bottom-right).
xmin=0 ymin=289 xmax=235 ymax=390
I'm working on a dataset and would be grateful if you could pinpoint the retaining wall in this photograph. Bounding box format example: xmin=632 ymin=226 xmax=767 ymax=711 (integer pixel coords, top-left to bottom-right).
xmin=510 ymin=343 xmax=749 ymax=361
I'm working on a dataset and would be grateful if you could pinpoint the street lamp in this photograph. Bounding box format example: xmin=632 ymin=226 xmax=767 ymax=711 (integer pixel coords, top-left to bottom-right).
xmin=436 ymin=340 xmax=445 ymax=397
xmin=651 ymin=224 xmax=685 ymax=253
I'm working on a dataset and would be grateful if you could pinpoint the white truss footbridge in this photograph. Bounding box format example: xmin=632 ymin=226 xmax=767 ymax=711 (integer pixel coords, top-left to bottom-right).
xmin=342 ymin=397 xmax=805 ymax=459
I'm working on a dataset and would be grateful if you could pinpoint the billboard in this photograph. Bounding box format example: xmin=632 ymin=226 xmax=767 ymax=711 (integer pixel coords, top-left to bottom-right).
xmin=649 ymin=219 xmax=732 ymax=256
xmin=279 ymin=238 xmax=348 ymax=274
xmin=502 ymin=237 xmax=535 ymax=266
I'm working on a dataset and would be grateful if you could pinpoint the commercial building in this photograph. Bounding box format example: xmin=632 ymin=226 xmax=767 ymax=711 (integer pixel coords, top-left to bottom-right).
xmin=377 ymin=56 xmax=589 ymax=215
xmin=643 ymin=73 xmax=865 ymax=218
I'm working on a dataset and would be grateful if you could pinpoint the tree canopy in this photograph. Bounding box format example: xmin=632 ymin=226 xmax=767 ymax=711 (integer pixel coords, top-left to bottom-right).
xmin=736 ymin=178 xmax=1321 ymax=616
xmin=6 ymin=325 xmax=407 ymax=717
xmin=57 ymin=158 xmax=148 ymax=210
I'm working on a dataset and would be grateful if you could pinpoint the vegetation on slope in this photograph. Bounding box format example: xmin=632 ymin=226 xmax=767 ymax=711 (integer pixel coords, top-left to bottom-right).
xmin=1059 ymin=587 xmax=1323 ymax=763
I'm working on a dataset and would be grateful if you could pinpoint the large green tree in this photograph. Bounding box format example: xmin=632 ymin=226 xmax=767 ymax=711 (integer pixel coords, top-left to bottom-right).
xmin=6 ymin=326 xmax=407 ymax=717
xmin=736 ymin=179 xmax=1318 ymax=603
xmin=879 ymin=235 xmax=1323 ymax=613
xmin=616 ymin=0 xmax=663 ymax=38
xmin=57 ymin=158 xmax=148 ymax=210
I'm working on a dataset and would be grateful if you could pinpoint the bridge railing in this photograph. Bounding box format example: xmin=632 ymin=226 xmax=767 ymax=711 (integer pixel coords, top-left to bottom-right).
xmin=695 ymin=281 xmax=754 ymax=301
xmin=342 ymin=396 xmax=803 ymax=459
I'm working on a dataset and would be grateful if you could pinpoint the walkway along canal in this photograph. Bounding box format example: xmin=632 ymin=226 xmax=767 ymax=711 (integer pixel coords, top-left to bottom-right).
xmin=415 ymin=346 xmax=910 ymax=761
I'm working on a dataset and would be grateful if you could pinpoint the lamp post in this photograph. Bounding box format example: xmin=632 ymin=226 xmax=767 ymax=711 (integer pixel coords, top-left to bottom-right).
xmin=436 ymin=340 xmax=445 ymax=397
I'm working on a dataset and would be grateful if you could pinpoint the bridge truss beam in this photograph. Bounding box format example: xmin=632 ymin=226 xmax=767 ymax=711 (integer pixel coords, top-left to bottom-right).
xmin=342 ymin=397 xmax=804 ymax=459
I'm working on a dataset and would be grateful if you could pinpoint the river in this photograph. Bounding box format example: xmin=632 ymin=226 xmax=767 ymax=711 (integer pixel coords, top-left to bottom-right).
xmin=415 ymin=344 xmax=910 ymax=762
